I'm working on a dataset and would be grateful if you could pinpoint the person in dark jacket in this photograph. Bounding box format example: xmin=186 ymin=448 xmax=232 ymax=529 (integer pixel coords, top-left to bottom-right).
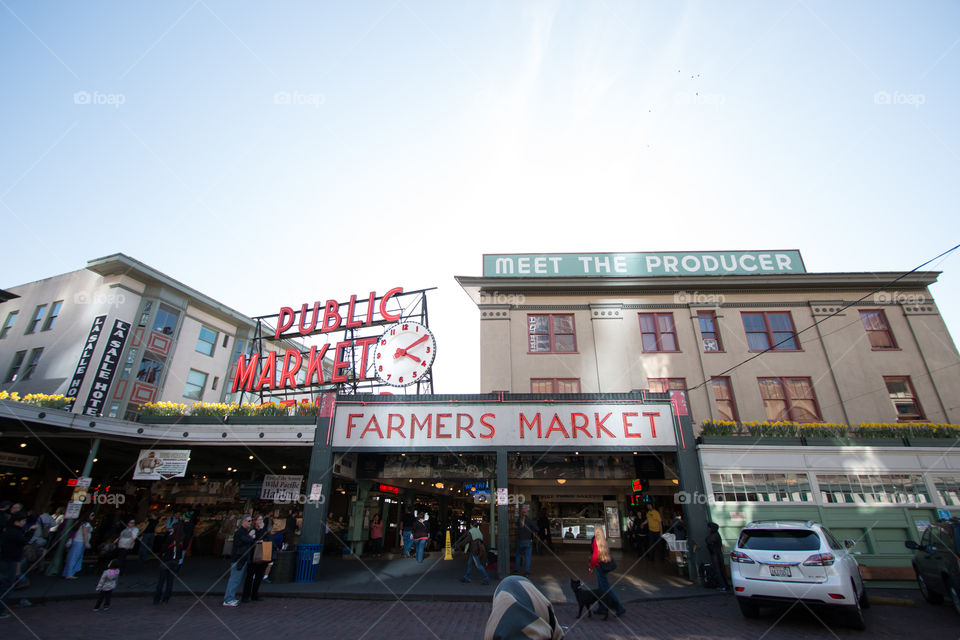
xmin=222 ymin=514 xmax=256 ymax=606
xmin=705 ymin=522 xmax=729 ymax=591
xmin=412 ymin=514 xmax=430 ymax=563
xmin=401 ymin=509 xmax=415 ymax=558
xmin=1 ymin=513 xmax=34 ymax=618
xmin=536 ymin=509 xmax=553 ymax=555
xmin=154 ymin=522 xmax=183 ymax=604
xmin=514 ymin=507 xmax=537 ymax=576
xmin=241 ymin=514 xmax=271 ymax=602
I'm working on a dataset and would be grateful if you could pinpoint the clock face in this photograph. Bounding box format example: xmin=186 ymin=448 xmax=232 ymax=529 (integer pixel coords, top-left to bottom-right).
xmin=373 ymin=321 xmax=437 ymax=387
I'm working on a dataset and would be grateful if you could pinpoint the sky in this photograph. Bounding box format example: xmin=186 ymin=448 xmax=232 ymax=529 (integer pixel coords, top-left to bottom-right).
xmin=1 ymin=0 xmax=958 ymax=394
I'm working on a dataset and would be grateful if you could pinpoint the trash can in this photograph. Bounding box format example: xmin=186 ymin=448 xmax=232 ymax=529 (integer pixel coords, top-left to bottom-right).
xmin=271 ymin=549 xmax=296 ymax=584
xmin=295 ymin=544 xmax=323 ymax=583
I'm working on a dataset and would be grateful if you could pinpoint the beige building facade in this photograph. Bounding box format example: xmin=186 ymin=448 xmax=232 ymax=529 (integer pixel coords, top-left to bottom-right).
xmin=457 ymin=251 xmax=960 ymax=429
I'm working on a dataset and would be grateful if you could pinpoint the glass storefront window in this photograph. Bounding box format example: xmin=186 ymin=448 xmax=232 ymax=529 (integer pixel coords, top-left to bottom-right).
xmin=710 ymin=472 xmax=813 ymax=504
xmin=932 ymin=475 xmax=960 ymax=507
xmin=816 ymin=473 xmax=930 ymax=505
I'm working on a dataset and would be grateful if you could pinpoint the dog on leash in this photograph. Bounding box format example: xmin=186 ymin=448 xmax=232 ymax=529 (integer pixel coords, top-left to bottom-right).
xmin=570 ymin=579 xmax=618 ymax=620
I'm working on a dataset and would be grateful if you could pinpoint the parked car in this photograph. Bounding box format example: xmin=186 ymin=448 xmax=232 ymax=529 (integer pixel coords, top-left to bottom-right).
xmin=905 ymin=518 xmax=960 ymax=615
xmin=730 ymin=520 xmax=869 ymax=629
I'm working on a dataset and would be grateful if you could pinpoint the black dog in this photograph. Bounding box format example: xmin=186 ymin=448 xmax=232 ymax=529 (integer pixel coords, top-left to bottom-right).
xmin=570 ymin=579 xmax=619 ymax=620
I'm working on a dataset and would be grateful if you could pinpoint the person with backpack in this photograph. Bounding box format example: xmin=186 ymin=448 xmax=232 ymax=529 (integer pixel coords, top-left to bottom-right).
xmin=456 ymin=519 xmax=489 ymax=585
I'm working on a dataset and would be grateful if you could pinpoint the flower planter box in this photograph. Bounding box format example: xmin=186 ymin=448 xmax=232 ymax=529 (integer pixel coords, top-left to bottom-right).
xmin=907 ymin=437 xmax=960 ymax=447
xmin=138 ymin=416 xmax=225 ymax=425
xmin=225 ymin=416 xmax=316 ymax=425
xmin=699 ymin=436 xmax=804 ymax=446
xmin=853 ymin=438 xmax=908 ymax=447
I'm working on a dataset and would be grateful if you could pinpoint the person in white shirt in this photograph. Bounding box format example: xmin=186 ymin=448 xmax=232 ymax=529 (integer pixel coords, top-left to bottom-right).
xmin=114 ymin=519 xmax=140 ymax=573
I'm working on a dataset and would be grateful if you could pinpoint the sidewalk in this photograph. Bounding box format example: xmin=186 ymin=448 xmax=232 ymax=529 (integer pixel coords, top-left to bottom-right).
xmin=15 ymin=548 xmax=710 ymax=605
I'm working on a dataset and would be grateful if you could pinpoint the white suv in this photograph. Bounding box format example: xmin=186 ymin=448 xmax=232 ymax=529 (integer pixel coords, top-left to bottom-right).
xmin=730 ymin=520 xmax=869 ymax=629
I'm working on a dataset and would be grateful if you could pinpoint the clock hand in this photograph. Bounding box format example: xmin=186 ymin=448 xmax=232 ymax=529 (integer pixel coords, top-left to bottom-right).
xmin=402 ymin=335 xmax=430 ymax=351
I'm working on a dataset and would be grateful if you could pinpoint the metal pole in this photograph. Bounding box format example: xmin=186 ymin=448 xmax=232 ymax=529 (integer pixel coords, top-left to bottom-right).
xmin=46 ymin=438 xmax=100 ymax=576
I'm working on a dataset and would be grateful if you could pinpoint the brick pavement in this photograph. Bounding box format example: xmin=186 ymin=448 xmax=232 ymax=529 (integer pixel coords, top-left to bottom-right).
xmin=2 ymin=588 xmax=957 ymax=640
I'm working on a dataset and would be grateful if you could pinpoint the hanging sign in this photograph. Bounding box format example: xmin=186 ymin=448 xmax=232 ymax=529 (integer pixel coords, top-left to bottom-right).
xmin=260 ymin=475 xmax=304 ymax=502
xmin=133 ymin=449 xmax=190 ymax=480
xmin=81 ymin=319 xmax=131 ymax=416
xmin=65 ymin=315 xmax=107 ymax=411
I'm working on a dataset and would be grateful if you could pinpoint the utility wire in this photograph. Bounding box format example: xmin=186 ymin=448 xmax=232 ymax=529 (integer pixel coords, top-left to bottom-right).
xmin=687 ymin=242 xmax=960 ymax=392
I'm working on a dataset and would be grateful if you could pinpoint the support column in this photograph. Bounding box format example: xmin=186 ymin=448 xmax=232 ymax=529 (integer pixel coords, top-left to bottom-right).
xmin=300 ymin=415 xmax=334 ymax=554
xmin=675 ymin=412 xmax=710 ymax=578
xmin=496 ymin=449 xmax=509 ymax=578
xmin=47 ymin=438 xmax=100 ymax=576
xmin=349 ymin=480 xmax=371 ymax=555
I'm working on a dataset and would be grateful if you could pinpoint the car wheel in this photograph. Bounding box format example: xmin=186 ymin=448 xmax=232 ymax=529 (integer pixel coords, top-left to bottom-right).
xmin=737 ymin=597 xmax=760 ymax=619
xmin=846 ymin=586 xmax=866 ymax=630
xmin=855 ymin=577 xmax=870 ymax=609
xmin=918 ymin=572 xmax=944 ymax=605
xmin=948 ymin=579 xmax=960 ymax=616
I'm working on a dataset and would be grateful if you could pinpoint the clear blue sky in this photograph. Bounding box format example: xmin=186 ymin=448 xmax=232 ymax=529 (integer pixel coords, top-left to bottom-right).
xmin=2 ymin=1 xmax=958 ymax=393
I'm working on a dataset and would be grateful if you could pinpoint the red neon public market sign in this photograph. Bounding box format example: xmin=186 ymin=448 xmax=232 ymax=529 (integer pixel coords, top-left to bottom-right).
xmin=231 ymin=288 xmax=403 ymax=393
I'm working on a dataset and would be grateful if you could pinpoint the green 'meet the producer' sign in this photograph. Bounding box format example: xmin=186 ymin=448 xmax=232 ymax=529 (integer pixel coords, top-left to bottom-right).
xmin=482 ymin=251 xmax=806 ymax=278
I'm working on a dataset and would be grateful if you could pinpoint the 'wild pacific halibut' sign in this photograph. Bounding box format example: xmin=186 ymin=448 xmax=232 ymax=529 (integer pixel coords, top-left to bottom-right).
xmin=483 ymin=251 xmax=805 ymax=277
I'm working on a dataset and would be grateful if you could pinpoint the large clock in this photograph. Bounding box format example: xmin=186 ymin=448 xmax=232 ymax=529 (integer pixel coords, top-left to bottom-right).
xmin=373 ymin=321 xmax=437 ymax=386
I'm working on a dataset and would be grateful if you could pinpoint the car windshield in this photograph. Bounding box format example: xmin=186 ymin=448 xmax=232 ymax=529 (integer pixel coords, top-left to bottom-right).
xmin=739 ymin=529 xmax=821 ymax=551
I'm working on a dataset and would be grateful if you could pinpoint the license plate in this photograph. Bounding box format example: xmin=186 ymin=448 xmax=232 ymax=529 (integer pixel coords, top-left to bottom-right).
xmin=770 ymin=565 xmax=792 ymax=578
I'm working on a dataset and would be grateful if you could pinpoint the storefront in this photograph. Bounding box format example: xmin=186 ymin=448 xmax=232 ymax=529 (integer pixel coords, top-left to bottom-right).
xmin=298 ymin=391 xmax=711 ymax=575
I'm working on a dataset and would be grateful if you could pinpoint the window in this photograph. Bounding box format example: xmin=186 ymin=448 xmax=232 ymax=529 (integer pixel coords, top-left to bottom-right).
xmin=741 ymin=311 xmax=800 ymax=351
xmin=757 ymin=377 xmax=821 ymax=422
xmin=638 ymin=313 xmax=679 ymax=352
xmin=25 ymin=304 xmax=47 ymax=334
xmin=183 ymin=369 xmax=208 ymax=400
xmin=528 ymin=314 xmax=576 ymax=353
xmin=108 ymin=402 xmax=121 ymax=418
xmin=710 ymin=377 xmax=739 ymax=421
xmin=121 ymin=348 xmax=138 ymax=379
xmin=859 ymin=310 xmax=897 ymax=349
xmin=710 ymin=472 xmax=812 ymax=503
xmin=932 ymin=475 xmax=960 ymax=507
xmin=41 ymin=300 xmax=63 ymax=331
xmin=196 ymin=326 xmax=217 ymax=356
xmin=697 ymin=311 xmax=723 ymax=352
xmin=738 ymin=529 xmax=821 ymax=551
xmin=0 ymin=311 xmax=19 ymax=339
xmin=884 ymin=376 xmax=924 ymax=420
xmin=649 ymin=378 xmax=691 ymax=418
xmin=136 ymin=354 xmax=164 ymax=385
xmin=222 ymin=334 xmax=229 ymax=348
xmin=530 ymin=378 xmax=581 ymax=393
xmin=152 ymin=304 xmax=179 ymax=336
xmin=4 ymin=350 xmax=26 ymax=382
xmin=816 ymin=473 xmax=930 ymax=505
xmin=21 ymin=348 xmax=43 ymax=381
xmin=212 ymin=376 xmax=219 ymax=391
xmin=138 ymin=300 xmax=153 ymax=327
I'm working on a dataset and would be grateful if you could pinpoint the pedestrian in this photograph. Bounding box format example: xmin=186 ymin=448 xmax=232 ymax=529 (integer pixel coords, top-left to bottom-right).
xmin=1 ymin=513 xmax=34 ymax=619
xmin=456 ymin=519 xmax=489 ymax=585
xmin=705 ymin=522 xmax=729 ymax=591
xmin=588 ymin=526 xmax=625 ymax=617
xmin=368 ymin=513 xmax=384 ymax=558
xmin=642 ymin=503 xmax=665 ymax=562
xmin=94 ymin=559 xmax=120 ymax=611
xmin=0 ymin=500 xmax=11 ymax=535
xmin=114 ymin=518 xmax=140 ymax=574
xmin=401 ymin=508 xmax=415 ymax=558
xmin=154 ymin=521 xmax=183 ymax=604
xmin=483 ymin=576 xmax=564 ymax=640
xmin=222 ymin=514 xmax=256 ymax=607
xmin=537 ymin=508 xmax=553 ymax=554
xmin=514 ymin=506 xmax=537 ymax=576
xmin=241 ymin=514 xmax=270 ymax=603
xmin=180 ymin=512 xmax=195 ymax=569
xmin=63 ymin=511 xmax=95 ymax=579
xmin=412 ymin=513 xmax=429 ymax=563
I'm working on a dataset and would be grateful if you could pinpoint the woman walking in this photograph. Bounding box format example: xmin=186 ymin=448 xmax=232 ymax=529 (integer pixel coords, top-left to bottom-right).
xmin=63 ymin=512 xmax=94 ymax=579
xmin=368 ymin=514 xmax=384 ymax=559
xmin=241 ymin=514 xmax=270 ymax=603
xmin=589 ymin=526 xmax=625 ymax=617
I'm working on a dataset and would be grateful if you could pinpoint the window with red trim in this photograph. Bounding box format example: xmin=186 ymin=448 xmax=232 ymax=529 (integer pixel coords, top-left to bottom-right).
xmin=742 ymin=312 xmax=800 ymax=351
xmin=639 ymin=313 xmax=680 ymax=352
xmin=649 ymin=377 xmax=692 ymax=419
xmin=859 ymin=310 xmax=897 ymax=349
xmin=528 ymin=314 xmax=576 ymax=353
xmin=757 ymin=377 xmax=821 ymax=422
xmin=697 ymin=311 xmax=723 ymax=352
xmin=530 ymin=378 xmax=581 ymax=393
xmin=884 ymin=376 xmax=924 ymax=420
xmin=710 ymin=377 xmax=739 ymax=421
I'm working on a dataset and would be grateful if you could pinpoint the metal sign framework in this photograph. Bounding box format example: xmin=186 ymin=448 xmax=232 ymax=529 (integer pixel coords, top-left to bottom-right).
xmin=238 ymin=288 xmax=436 ymax=406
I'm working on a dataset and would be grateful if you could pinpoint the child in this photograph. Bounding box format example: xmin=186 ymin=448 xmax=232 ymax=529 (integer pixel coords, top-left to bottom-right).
xmin=94 ymin=559 xmax=119 ymax=611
